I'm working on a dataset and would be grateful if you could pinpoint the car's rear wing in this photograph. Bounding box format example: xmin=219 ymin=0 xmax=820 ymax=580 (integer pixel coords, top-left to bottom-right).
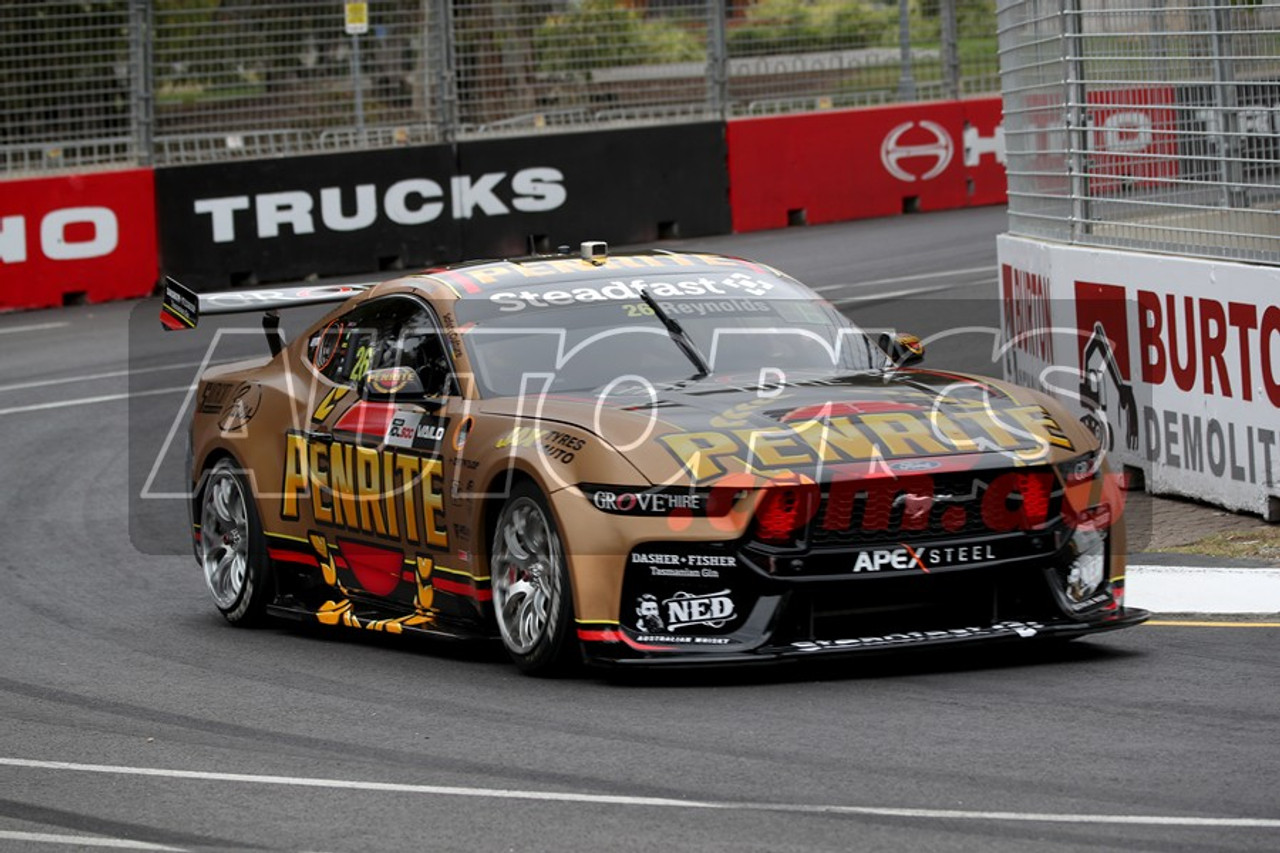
xmin=160 ymin=277 xmax=372 ymax=354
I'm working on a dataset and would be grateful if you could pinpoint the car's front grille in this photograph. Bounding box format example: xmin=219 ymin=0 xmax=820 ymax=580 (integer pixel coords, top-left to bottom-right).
xmin=756 ymin=467 xmax=1063 ymax=550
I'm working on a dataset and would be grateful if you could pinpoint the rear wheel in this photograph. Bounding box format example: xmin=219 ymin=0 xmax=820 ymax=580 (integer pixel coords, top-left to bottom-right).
xmin=199 ymin=459 xmax=273 ymax=626
xmin=490 ymin=482 xmax=577 ymax=675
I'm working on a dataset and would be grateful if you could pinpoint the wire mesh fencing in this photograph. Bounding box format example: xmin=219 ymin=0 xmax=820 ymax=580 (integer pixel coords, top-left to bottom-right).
xmin=2 ymin=0 xmax=1001 ymax=175
xmin=998 ymin=0 xmax=1280 ymax=265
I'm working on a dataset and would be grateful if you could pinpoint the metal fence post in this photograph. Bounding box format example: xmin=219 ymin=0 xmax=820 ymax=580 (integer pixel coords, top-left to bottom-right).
xmin=707 ymin=0 xmax=729 ymax=120
xmin=429 ymin=0 xmax=458 ymax=142
xmin=897 ymin=0 xmax=916 ymax=101
xmin=1209 ymin=0 xmax=1245 ymax=209
xmin=940 ymin=0 xmax=960 ymax=100
xmin=1062 ymin=0 xmax=1090 ymax=241
xmin=129 ymin=0 xmax=154 ymax=166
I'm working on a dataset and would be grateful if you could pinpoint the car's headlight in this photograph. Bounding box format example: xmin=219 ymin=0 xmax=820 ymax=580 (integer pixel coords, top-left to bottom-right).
xmin=1059 ymin=502 xmax=1111 ymax=603
xmin=1056 ymin=449 xmax=1102 ymax=483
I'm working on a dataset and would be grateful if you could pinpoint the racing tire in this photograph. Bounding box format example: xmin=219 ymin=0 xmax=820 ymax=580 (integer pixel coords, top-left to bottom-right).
xmin=490 ymin=481 xmax=579 ymax=676
xmin=198 ymin=459 xmax=274 ymax=627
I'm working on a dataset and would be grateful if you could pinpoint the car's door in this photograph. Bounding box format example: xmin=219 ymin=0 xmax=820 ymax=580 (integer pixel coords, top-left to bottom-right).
xmin=290 ymin=295 xmax=459 ymax=613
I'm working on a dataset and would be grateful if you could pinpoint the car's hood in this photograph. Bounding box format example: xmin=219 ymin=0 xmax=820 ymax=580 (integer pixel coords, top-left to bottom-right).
xmin=480 ymin=369 xmax=1093 ymax=486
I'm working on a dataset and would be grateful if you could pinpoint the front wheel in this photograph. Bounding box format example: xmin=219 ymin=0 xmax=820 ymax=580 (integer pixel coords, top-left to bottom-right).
xmin=198 ymin=459 xmax=273 ymax=626
xmin=490 ymin=482 xmax=577 ymax=675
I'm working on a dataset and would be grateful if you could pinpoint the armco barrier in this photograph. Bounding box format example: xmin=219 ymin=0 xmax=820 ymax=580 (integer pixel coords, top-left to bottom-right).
xmin=0 ymin=169 xmax=157 ymax=310
xmin=726 ymin=97 xmax=1006 ymax=232
xmin=156 ymin=123 xmax=731 ymax=289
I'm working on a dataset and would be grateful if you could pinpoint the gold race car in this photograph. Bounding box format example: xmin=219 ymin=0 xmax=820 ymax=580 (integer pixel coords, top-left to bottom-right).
xmin=162 ymin=242 xmax=1146 ymax=675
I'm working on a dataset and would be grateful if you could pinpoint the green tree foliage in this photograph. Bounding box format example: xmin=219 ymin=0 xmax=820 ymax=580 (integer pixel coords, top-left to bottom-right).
xmin=0 ymin=1 xmax=130 ymax=142
xmin=728 ymin=0 xmax=897 ymax=57
xmin=534 ymin=0 xmax=702 ymax=73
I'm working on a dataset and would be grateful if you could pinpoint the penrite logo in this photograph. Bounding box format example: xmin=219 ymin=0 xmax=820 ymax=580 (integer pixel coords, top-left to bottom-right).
xmin=880 ymin=121 xmax=954 ymax=182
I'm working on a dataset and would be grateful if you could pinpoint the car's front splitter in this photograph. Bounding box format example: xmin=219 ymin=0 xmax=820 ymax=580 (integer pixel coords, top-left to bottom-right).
xmin=581 ymin=608 xmax=1150 ymax=669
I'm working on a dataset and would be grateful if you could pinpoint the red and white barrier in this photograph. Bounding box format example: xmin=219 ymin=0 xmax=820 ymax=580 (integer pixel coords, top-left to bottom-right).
xmin=0 ymin=169 xmax=158 ymax=310
xmin=727 ymin=97 xmax=1006 ymax=232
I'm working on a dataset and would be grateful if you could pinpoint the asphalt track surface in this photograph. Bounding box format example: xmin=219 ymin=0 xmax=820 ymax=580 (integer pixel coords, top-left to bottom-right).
xmin=1 ymin=206 xmax=1277 ymax=852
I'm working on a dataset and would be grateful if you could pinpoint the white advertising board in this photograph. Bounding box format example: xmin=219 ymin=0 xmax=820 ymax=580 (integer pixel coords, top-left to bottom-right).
xmin=998 ymin=234 xmax=1280 ymax=520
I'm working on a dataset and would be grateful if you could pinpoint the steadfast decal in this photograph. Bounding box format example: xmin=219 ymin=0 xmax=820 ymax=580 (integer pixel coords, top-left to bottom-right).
xmin=281 ymin=433 xmax=448 ymax=549
xmin=488 ymin=273 xmax=776 ymax=313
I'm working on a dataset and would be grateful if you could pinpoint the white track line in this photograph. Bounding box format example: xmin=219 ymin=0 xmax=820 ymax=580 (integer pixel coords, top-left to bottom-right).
xmin=0 ymin=361 xmax=231 ymax=395
xmin=1 ymin=757 xmax=1276 ymax=830
xmin=814 ymin=265 xmax=996 ymax=293
xmin=829 ymin=284 xmax=957 ymax=304
xmin=0 ymin=386 xmax=188 ymax=416
xmin=1127 ymin=566 xmax=1280 ymax=614
xmin=0 ymin=322 xmax=69 ymax=336
xmin=0 ymin=831 xmax=182 ymax=851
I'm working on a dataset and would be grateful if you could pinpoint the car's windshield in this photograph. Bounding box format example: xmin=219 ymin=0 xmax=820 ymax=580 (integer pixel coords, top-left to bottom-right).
xmin=452 ymin=272 xmax=880 ymax=397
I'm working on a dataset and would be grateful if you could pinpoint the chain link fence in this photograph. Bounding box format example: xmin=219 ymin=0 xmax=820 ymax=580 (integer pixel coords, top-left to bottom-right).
xmin=2 ymin=0 xmax=998 ymax=175
xmin=999 ymin=0 xmax=1280 ymax=265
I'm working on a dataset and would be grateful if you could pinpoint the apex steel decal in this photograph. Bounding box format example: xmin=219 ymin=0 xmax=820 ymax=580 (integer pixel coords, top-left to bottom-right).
xmin=193 ymin=167 xmax=565 ymax=243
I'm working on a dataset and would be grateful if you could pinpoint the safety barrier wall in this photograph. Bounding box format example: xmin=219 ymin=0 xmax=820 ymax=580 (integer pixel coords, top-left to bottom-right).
xmin=156 ymin=123 xmax=732 ymax=289
xmin=0 ymin=169 xmax=157 ymax=310
xmin=727 ymin=96 xmax=1005 ymax=231
xmin=998 ymin=234 xmax=1280 ymax=521
xmin=2 ymin=97 xmax=1007 ymax=304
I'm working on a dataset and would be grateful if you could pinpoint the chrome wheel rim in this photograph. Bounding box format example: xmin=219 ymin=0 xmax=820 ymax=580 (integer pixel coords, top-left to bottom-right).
xmin=492 ymin=496 xmax=562 ymax=655
xmin=200 ymin=466 xmax=249 ymax=610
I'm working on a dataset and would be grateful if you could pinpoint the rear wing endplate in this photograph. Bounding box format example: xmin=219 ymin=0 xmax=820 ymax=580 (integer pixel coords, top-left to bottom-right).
xmin=160 ymin=277 xmax=372 ymax=355
xmin=160 ymin=277 xmax=371 ymax=331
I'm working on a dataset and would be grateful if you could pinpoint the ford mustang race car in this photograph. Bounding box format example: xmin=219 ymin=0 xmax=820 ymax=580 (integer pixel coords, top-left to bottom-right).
xmin=162 ymin=242 xmax=1147 ymax=675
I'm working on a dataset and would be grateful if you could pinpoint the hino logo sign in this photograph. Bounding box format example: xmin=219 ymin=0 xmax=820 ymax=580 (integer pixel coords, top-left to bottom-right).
xmin=0 ymin=207 xmax=119 ymax=263
xmin=881 ymin=121 xmax=954 ymax=182
xmin=193 ymin=167 xmax=566 ymax=243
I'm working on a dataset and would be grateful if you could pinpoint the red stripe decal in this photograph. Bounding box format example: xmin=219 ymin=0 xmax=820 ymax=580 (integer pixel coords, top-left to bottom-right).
xmin=333 ymin=401 xmax=398 ymax=438
xmin=433 ymin=576 xmax=493 ymax=602
xmin=268 ymin=548 xmax=320 ymax=567
xmin=435 ymin=269 xmax=483 ymax=294
xmin=577 ymin=628 xmax=677 ymax=652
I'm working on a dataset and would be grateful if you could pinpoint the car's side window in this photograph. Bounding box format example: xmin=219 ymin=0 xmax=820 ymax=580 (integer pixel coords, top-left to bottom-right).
xmin=309 ymin=297 xmax=453 ymax=395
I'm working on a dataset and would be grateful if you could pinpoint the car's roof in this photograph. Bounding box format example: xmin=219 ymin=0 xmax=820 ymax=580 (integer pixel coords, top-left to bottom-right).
xmin=397 ymin=249 xmax=810 ymax=303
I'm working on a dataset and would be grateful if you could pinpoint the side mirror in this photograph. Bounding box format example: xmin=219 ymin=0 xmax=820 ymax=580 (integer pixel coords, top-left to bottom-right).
xmin=879 ymin=332 xmax=925 ymax=368
xmin=360 ymin=366 xmax=426 ymax=400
